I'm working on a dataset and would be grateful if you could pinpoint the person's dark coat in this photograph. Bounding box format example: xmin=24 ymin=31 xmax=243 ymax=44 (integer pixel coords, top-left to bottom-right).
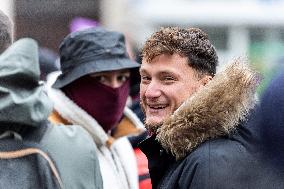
xmin=251 ymin=70 xmax=284 ymax=181
xmin=140 ymin=60 xmax=283 ymax=189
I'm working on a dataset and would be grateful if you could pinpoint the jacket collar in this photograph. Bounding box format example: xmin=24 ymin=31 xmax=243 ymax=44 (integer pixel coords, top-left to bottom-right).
xmin=139 ymin=135 xmax=176 ymax=189
xmin=156 ymin=59 xmax=260 ymax=160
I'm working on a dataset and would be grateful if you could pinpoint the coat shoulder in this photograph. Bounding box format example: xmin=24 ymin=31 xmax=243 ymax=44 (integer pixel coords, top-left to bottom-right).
xmin=179 ymin=138 xmax=261 ymax=189
xmin=40 ymin=124 xmax=103 ymax=189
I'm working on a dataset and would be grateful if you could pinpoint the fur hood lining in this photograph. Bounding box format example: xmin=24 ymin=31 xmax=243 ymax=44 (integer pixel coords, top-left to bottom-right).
xmin=156 ymin=58 xmax=260 ymax=160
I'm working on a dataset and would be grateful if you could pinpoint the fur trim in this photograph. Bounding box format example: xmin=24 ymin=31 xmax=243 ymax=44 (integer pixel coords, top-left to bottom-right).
xmin=156 ymin=58 xmax=261 ymax=160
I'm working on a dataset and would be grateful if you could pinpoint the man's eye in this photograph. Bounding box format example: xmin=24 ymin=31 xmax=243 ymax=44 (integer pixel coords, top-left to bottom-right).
xmin=162 ymin=76 xmax=176 ymax=84
xmin=141 ymin=75 xmax=151 ymax=84
xmin=141 ymin=75 xmax=150 ymax=81
xmin=162 ymin=76 xmax=176 ymax=82
xmin=164 ymin=76 xmax=174 ymax=80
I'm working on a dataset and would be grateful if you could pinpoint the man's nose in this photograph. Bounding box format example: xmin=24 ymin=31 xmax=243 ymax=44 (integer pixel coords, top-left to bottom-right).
xmin=145 ymin=81 xmax=161 ymax=98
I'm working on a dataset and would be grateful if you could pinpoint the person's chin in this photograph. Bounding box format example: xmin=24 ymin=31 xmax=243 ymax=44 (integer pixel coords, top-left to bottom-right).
xmin=144 ymin=117 xmax=163 ymax=134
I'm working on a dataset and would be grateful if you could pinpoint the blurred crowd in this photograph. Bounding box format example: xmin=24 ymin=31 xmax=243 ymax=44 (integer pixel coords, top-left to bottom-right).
xmin=0 ymin=8 xmax=284 ymax=189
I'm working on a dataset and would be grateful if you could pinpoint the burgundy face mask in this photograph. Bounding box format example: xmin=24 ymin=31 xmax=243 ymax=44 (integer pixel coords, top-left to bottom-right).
xmin=63 ymin=76 xmax=130 ymax=132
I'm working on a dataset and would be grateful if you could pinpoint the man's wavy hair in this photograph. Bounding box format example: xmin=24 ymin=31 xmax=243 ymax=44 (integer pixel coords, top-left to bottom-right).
xmin=142 ymin=27 xmax=218 ymax=77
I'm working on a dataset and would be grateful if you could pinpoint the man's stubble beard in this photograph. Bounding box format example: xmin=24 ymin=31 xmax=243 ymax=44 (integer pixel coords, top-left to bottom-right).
xmin=144 ymin=121 xmax=163 ymax=135
xmin=140 ymin=99 xmax=164 ymax=135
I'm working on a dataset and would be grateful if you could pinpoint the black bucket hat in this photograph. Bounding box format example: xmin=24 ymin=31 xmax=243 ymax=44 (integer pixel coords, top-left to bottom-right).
xmin=52 ymin=27 xmax=140 ymax=89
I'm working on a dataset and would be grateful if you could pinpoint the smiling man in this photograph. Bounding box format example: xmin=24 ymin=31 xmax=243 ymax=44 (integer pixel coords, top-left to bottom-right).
xmin=139 ymin=27 xmax=261 ymax=189
xmin=140 ymin=53 xmax=212 ymax=134
xmin=140 ymin=27 xmax=216 ymax=135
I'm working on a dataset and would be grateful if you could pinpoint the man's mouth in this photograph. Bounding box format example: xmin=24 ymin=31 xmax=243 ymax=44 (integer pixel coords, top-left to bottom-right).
xmin=147 ymin=104 xmax=167 ymax=110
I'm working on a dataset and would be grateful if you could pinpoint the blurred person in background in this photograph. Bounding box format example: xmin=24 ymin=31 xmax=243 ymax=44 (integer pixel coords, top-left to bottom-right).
xmin=69 ymin=16 xmax=145 ymax=121
xmin=47 ymin=27 xmax=146 ymax=189
xmin=260 ymin=70 xmax=284 ymax=176
xmin=0 ymin=9 xmax=13 ymax=53
xmin=0 ymin=38 xmax=103 ymax=189
xmin=244 ymin=69 xmax=284 ymax=188
xmin=69 ymin=18 xmax=152 ymax=188
xmin=138 ymin=27 xmax=263 ymax=189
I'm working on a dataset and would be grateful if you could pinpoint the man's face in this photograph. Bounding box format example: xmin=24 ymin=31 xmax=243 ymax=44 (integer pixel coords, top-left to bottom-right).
xmin=140 ymin=53 xmax=206 ymax=133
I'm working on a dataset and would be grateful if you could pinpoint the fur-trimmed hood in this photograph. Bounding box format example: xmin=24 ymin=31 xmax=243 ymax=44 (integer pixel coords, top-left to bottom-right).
xmin=156 ymin=58 xmax=260 ymax=160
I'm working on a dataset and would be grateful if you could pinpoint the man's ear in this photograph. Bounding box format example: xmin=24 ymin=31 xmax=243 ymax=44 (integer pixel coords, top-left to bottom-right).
xmin=200 ymin=75 xmax=212 ymax=86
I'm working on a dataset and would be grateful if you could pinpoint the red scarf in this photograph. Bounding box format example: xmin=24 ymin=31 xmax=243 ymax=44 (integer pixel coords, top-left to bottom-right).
xmin=63 ymin=76 xmax=129 ymax=132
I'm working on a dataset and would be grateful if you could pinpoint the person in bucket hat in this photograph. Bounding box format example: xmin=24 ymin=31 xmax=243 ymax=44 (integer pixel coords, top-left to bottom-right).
xmin=47 ymin=27 xmax=146 ymax=189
